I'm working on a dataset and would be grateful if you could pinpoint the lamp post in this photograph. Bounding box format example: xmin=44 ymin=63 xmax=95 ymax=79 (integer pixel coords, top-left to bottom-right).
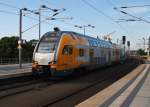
xmin=74 ymin=25 xmax=82 ymax=29
xmin=18 ymin=8 xmax=27 ymax=69
xmin=18 ymin=7 xmax=40 ymax=69
xmin=83 ymin=24 xmax=95 ymax=36
xmin=18 ymin=6 xmax=64 ymax=68
xmin=38 ymin=8 xmax=41 ymax=40
xmin=74 ymin=24 xmax=95 ymax=36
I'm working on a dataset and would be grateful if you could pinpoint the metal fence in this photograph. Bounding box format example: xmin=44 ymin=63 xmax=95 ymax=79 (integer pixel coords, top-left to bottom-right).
xmin=0 ymin=57 xmax=32 ymax=64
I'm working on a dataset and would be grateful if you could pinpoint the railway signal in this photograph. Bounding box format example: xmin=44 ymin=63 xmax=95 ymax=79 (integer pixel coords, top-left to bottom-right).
xmin=122 ymin=36 xmax=126 ymax=59
xmin=127 ymin=41 xmax=130 ymax=55
xmin=122 ymin=36 xmax=126 ymax=45
xmin=127 ymin=41 xmax=130 ymax=47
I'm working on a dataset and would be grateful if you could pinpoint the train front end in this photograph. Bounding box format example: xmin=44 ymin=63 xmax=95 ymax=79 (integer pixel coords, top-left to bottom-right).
xmin=32 ymin=32 xmax=60 ymax=76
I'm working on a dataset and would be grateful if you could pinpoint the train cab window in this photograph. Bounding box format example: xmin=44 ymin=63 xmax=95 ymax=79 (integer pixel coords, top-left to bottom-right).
xmin=79 ymin=49 xmax=84 ymax=57
xmin=62 ymin=45 xmax=73 ymax=55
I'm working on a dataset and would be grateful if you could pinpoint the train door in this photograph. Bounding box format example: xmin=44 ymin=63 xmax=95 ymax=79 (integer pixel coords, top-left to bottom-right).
xmin=108 ymin=49 xmax=111 ymax=63
xmin=62 ymin=45 xmax=74 ymax=66
xmin=105 ymin=49 xmax=108 ymax=62
xmin=89 ymin=49 xmax=94 ymax=64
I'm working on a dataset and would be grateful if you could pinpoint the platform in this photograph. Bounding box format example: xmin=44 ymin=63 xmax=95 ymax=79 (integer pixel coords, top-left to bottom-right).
xmin=76 ymin=64 xmax=150 ymax=107
xmin=0 ymin=63 xmax=32 ymax=79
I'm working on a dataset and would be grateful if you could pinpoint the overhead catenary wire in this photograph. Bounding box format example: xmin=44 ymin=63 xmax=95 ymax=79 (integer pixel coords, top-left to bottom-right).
xmin=0 ymin=1 xmax=19 ymax=9
xmin=0 ymin=9 xmax=51 ymax=26
xmin=0 ymin=9 xmax=38 ymax=21
xmin=82 ymin=0 xmax=115 ymax=22
xmin=0 ymin=1 xmax=66 ymax=34
xmin=0 ymin=1 xmax=64 ymax=21
xmin=0 ymin=10 xmax=19 ymax=15
xmin=105 ymin=0 xmax=131 ymax=35
xmin=106 ymin=0 xmax=116 ymax=7
xmin=114 ymin=8 xmax=150 ymax=24
xmin=41 ymin=0 xmax=99 ymax=36
xmin=23 ymin=18 xmax=73 ymax=34
xmin=0 ymin=1 xmax=54 ymax=20
xmin=42 ymin=0 xmax=109 ymax=35
xmin=81 ymin=0 xmax=129 ymax=34
xmin=0 ymin=10 xmax=42 ymax=23
xmin=41 ymin=0 xmax=128 ymax=36
xmin=41 ymin=0 xmax=90 ymax=25
xmin=0 ymin=2 xmax=41 ymax=22
xmin=119 ymin=5 xmax=150 ymax=23
xmin=22 ymin=9 xmax=66 ymax=33
xmin=120 ymin=5 xmax=150 ymax=8
xmin=41 ymin=0 xmax=94 ymax=34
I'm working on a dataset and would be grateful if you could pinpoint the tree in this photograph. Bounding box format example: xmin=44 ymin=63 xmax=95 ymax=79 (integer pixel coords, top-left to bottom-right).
xmin=0 ymin=36 xmax=19 ymax=58
xmin=137 ymin=49 xmax=147 ymax=56
xmin=0 ymin=36 xmax=36 ymax=63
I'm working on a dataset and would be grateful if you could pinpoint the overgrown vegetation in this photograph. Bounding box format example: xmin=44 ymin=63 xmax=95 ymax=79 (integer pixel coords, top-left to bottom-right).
xmin=0 ymin=36 xmax=36 ymax=63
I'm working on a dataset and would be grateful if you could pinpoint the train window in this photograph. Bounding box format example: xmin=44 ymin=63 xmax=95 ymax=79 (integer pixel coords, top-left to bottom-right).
xmin=101 ymin=49 xmax=103 ymax=56
xmin=37 ymin=32 xmax=60 ymax=53
xmin=79 ymin=49 xmax=84 ymax=57
xmin=62 ymin=45 xmax=73 ymax=55
xmin=37 ymin=42 xmax=56 ymax=53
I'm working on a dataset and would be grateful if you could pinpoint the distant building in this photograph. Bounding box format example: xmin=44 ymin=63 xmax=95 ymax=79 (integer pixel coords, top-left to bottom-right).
xmin=130 ymin=50 xmax=137 ymax=56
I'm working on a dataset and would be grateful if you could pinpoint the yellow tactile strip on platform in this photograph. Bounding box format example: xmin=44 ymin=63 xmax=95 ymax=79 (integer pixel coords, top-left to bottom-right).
xmin=76 ymin=64 xmax=146 ymax=107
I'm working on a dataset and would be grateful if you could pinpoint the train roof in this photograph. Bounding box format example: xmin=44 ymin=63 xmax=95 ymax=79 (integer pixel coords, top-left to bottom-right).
xmin=62 ymin=31 xmax=112 ymax=48
xmin=45 ymin=31 xmax=112 ymax=48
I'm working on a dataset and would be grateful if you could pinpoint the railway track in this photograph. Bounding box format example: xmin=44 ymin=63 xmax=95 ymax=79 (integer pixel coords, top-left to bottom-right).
xmin=0 ymin=59 xmax=141 ymax=107
xmin=43 ymin=59 xmax=140 ymax=107
xmin=0 ymin=75 xmax=61 ymax=99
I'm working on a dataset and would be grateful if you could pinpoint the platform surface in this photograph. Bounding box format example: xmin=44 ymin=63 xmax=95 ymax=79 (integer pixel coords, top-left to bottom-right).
xmin=0 ymin=63 xmax=32 ymax=79
xmin=76 ymin=64 xmax=150 ymax=107
xmin=129 ymin=67 xmax=150 ymax=107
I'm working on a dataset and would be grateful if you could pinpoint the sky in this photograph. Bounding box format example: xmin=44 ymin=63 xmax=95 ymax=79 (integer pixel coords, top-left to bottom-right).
xmin=0 ymin=0 xmax=150 ymax=50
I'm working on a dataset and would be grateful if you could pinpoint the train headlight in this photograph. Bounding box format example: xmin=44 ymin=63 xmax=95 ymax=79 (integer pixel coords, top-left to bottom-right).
xmin=48 ymin=60 xmax=56 ymax=64
xmin=53 ymin=60 xmax=56 ymax=64
xmin=35 ymin=61 xmax=38 ymax=64
xmin=32 ymin=60 xmax=38 ymax=64
xmin=48 ymin=61 xmax=52 ymax=64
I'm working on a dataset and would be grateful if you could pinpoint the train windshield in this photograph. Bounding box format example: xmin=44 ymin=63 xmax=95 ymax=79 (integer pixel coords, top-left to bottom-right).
xmin=37 ymin=32 xmax=59 ymax=53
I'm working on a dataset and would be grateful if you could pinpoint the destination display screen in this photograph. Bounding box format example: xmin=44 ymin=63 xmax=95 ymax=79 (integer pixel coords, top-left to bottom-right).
xmin=41 ymin=32 xmax=59 ymax=43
